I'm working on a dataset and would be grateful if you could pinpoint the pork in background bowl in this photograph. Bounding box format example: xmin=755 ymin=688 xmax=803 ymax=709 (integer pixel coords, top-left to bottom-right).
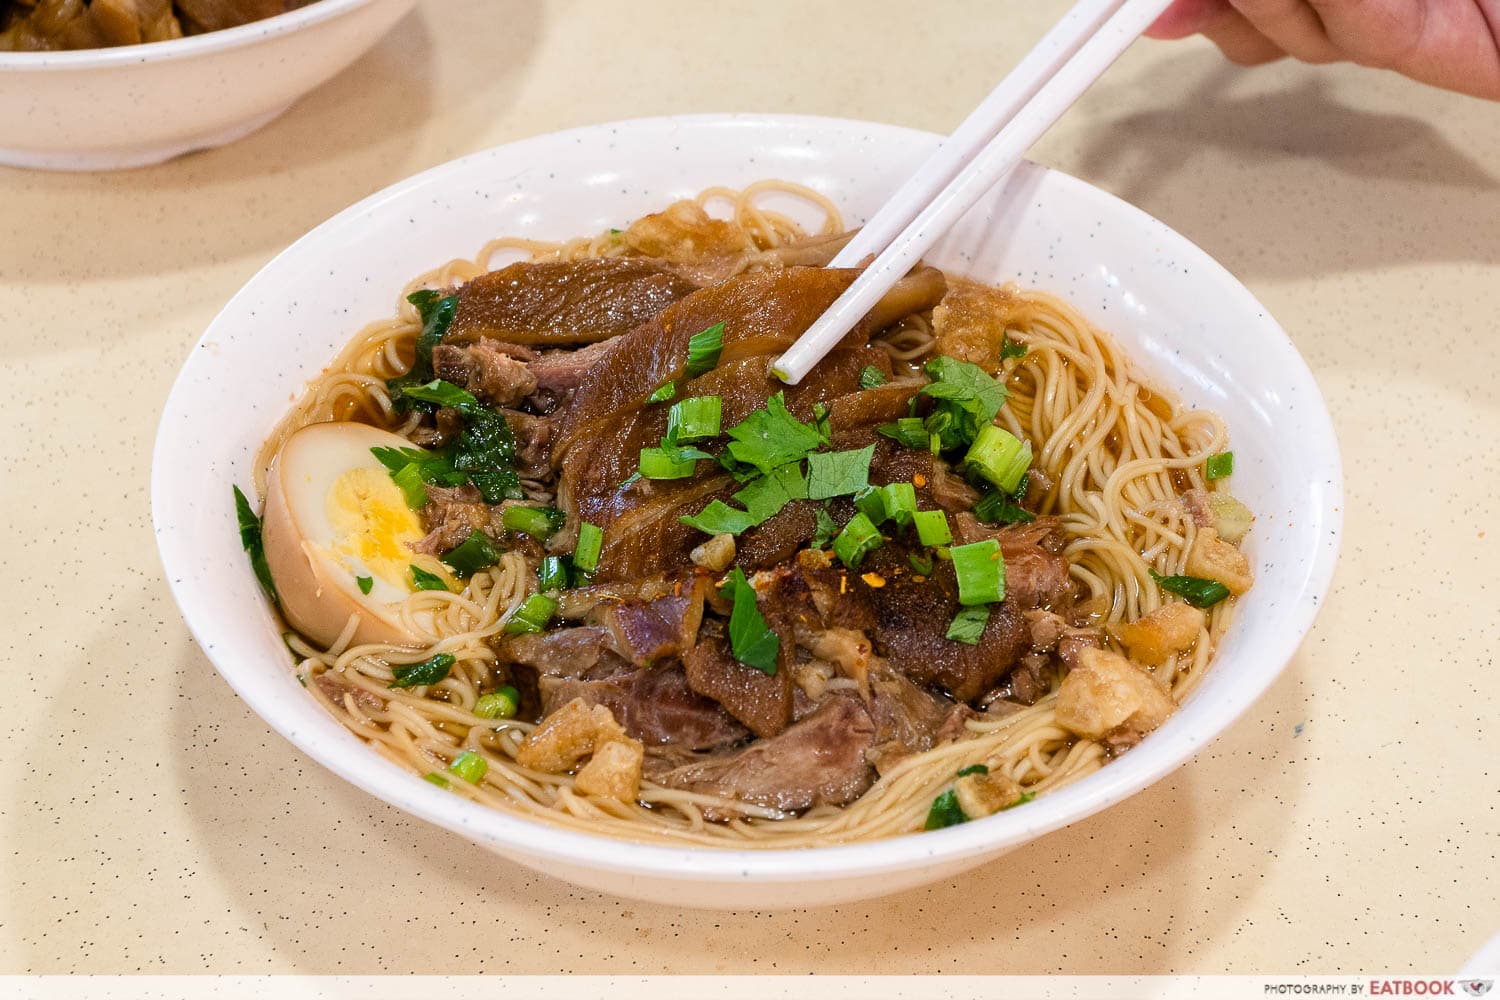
xmin=0 ymin=0 xmax=413 ymax=170
xmin=152 ymin=114 xmax=1342 ymax=909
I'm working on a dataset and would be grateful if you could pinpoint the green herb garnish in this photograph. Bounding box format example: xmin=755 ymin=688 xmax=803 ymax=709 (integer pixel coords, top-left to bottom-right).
xmin=924 ymin=789 xmax=966 ymax=830
xmin=390 ymin=652 xmax=455 ymax=689
xmin=973 ymin=490 xmax=1036 ymax=525
xmin=723 ymin=391 xmax=825 ymax=475
xmin=504 ymin=593 xmax=558 ymax=635
xmin=536 ymin=555 xmax=571 ymax=592
xmin=806 ymin=444 xmax=875 ymax=500
xmin=811 ymin=508 xmax=839 ymax=549
xmin=667 ymin=396 xmax=723 ymax=443
xmin=718 ymin=566 xmax=780 ymax=675
xmin=356 ymin=575 xmax=374 ymax=595
xmin=231 ymin=485 xmax=277 ymax=603
xmin=386 ymin=291 xmax=458 ymax=412
xmin=685 ymin=321 xmax=725 ymax=379
xmin=858 ymin=365 xmax=888 ymax=390
xmin=912 ymin=508 xmax=952 ymax=547
xmin=945 ymin=606 xmax=990 ymax=644
xmin=950 ymin=539 xmax=1005 ymax=606
xmin=965 ymin=425 xmax=1032 ymax=494
xmin=876 ymin=416 xmax=929 ymax=450
xmin=573 ymin=522 xmax=603 ymax=575
xmin=1205 ymin=451 xmax=1234 ymax=481
xmin=680 ymin=500 xmax=758 ymax=536
xmin=448 ymin=750 xmax=488 ymax=784
xmin=646 ymin=381 xmax=676 ymax=404
xmin=1000 ymin=334 xmax=1028 ymax=361
xmin=501 ymin=505 xmax=564 ymax=541
xmin=1150 ymin=570 xmax=1230 ymax=609
xmin=956 ymin=763 xmax=989 ymax=777
xmin=474 ymin=686 xmax=520 ymax=720
xmin=410 ymin=565 xmax=450 ymax=592
xmin=832 ymin=512 xmax=882 ymax=569
xmin=441 ymin=530 xmax=501 ymax=578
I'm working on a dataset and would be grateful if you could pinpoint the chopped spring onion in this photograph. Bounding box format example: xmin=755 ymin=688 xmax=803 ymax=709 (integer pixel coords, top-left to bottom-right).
xmin=957 ymin=763 xmax=989 ymax=777
xmin=1000 ymin=334 xmax=1028 ymax=361
xmin=858 ymin=365 xmax=888 ymax=390
xmin=667 ymin=396 xmax=723 ymax=443
xmin=390 ymin=653 xmax=455 ymax=689
xmin=685 ymin=321 xmax=725 ymax=378
xmin=232 ymin=485 xmax=278 ymax=603
xmin=639 ymin=446 xmax=699 ymax=480
xmin=390 ymin=462 xmax=430 ymax=509
xmin=409 ymin=565 xmax=449 ymax=592
xmin=474 ymin=686 xmax=520 ymax=720
xmin=573 ymin=522 xmax=603 ymax=574
xmin=646 ymin=381 xmax=676 ymax=404
xmin=1150 ymin=569 xmax=1230 ymax=609
xmin=879 ymin=482 xmax=917 ymax=526
xmin=832 ymin=512 xmax=882 ymax=569
xmin=950 ymin=539 xmax=1005 ymax=606
xmin=924 ymin=789 xmax=967 ymax=830
xmin=441 ymin=531 xmax=501 ymax=578
xmin=912 ymin=509 xmax=952 ymax=547
xmin=680 ymin=500 xmax=758 ymax=536
xmin=908 ymin=553 xmax=934 ymax=576
xmin=964 ymin=425 xmax=1032 ymax=494
xmin=973 ymin=490 xmax=1036 ymax=525
xmin=537 ymin=555 xmax=571 ymax=592
xmin=448 ymin=750 xmax=488 ymax=784
xmin=423 ymin=772 xmax=450 ymax=788
xmin=806 ymin=444 xmax=875 ymax=500
xmin=1205 ymin=451 xmax=1234 ymax=481
xmin=356 ymin=575 xmax=374 ymax=595
xmin=945 ymin=606 xmax=990 ymax=644
xmin=718 ymin=567 xmax=780 ymax=674
xmin=504 ymin=593 xmax=558 ymax=635
xmin=501 ymin=505 xmax=565 ymax=541
xmin=854 ymin=486 xmax=887 ymax=525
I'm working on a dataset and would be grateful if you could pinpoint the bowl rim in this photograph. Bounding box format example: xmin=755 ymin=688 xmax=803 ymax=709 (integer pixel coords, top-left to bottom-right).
xmin=152 ymin=112 xmax=1344 ymax=882
xmin=0 ymin=0 xmax=377 ymax=70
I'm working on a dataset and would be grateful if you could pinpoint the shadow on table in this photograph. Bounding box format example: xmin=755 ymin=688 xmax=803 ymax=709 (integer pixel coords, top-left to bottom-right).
xmin=0 ymin=2 xmax=542 ymax=287
xmin=138 ymin=633 xmax=1311 ymax=975
xmin=1070 ymin=53 xmax=1500 ymax=280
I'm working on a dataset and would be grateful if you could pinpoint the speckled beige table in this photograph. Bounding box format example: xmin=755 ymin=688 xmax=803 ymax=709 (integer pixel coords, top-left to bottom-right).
xmin=4 ymin=0 xmax=1497 ymax=976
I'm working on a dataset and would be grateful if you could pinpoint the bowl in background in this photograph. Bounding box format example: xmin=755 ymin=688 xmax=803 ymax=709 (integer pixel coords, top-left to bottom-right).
xmin=0 ymin=0 xmax=415 ymax=171
xmin=152 ymin=114 xmax=1342 ymax=909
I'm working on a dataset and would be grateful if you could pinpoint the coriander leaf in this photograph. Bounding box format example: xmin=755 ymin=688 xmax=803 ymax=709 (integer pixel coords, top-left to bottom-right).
xmin=858 ymin=365 xmax=888 ymax=390
xmin=1149 ymin=570 xmax=1230 ymax=609
xmin=387 ymin=292 xmax=458 ymax=411
xmin=811 ymin=508 xmax=839 ymax=549
xmin=733 ymin=462 xmax=808 ymax=523
xmin=724 ymin=392 xmax=823 ymax=474
xmin=924 ymin=789 xmax=967 ymax=830
xmin=410 ymin=565 xmax=450 ymax=592
xmin=1000 ymin=334 xmax=1028 ymax=361
xmin=921 ymin=356 xmax=1007 ymax=425
xmin=806 ymin=444 xmax=875 ymax=500
xmin=356 ymin=575 xmax=374 ymax=595
xmin=717 ymin=447 xmax=760 ymax=483
xmin=440 ymin=530 xmax=501 ymax=578
xmin=680 ymin=500 xmax=757 ymax=536
xmin=452 ymin=409 xmax=521 ymax=503
xmin=232 ymin=485 xmax=278 ymax=603
xmin=685 ymin=322 xmax=725 ymax=379
xmin=718 ymin=567 xmax=779 ymax=674
xmin=390 ymin=652 xmax=455 ymax=689
xmin=945 ymin=606 xmax=990 ymax=644
xmin=399 ymin=379 xmax=480 ymax=412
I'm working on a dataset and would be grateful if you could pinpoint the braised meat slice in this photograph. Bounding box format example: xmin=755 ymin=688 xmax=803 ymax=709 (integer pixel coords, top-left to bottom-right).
xmin=681 ymin=629 xmax=794 ymax=738
xmin=447 ymin=258 xmax=698 ymax=347
xmin=432 ymin=340 xmax=537 ymax=407
xmin=646 ymin=696 xmax=876 ymax=817
xmin=863 ymin=548 xmax=1033 ymax=703
xmin=502 ymin=626 xmax=615 ymax=678
xmin=866 ymin=665 xmax=953 ymax=773
xmin=951 ymin=514 xmax=1074 ymax=610
xmin=590 ymin=579 xmax=708 ymax=667
xmin=542 ymin=663 xmax=749 ymax=751
xmin=411 ymin=485 xmax=489 ymax=556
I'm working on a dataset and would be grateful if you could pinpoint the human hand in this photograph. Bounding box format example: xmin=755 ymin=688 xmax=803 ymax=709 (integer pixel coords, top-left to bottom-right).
xmin=1145 ymin=0 xmax=1500 ymax=100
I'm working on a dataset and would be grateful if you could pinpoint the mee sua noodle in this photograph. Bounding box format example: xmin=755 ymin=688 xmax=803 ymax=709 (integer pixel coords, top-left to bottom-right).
xmin=242 ymin=181 xmax=1256 ymax=847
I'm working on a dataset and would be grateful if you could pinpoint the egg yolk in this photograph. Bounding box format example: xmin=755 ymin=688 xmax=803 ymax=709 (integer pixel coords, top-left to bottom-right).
xmin=325 ymin=467 xmax=425 ymax=589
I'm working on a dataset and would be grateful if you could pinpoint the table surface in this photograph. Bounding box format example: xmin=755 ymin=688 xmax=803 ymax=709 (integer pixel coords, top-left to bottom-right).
xmin=5 ymin=0 xmax=1498 ymax=976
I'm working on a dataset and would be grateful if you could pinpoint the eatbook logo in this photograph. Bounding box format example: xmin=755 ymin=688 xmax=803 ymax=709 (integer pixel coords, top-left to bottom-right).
xmin=1461 ymin=982 xmax=1493 ymax=997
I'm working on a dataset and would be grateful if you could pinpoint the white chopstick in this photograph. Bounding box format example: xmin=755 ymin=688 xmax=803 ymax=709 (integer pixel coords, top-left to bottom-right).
xmin=775 ymin=0 xmax=1173 ymax=384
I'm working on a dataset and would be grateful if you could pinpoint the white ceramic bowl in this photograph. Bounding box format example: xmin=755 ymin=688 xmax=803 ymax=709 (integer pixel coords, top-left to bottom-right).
xmin=152 ymin=114 xmax=1343 ymax=909
xmin=0 ymin=0 xmax=414 ymax=171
